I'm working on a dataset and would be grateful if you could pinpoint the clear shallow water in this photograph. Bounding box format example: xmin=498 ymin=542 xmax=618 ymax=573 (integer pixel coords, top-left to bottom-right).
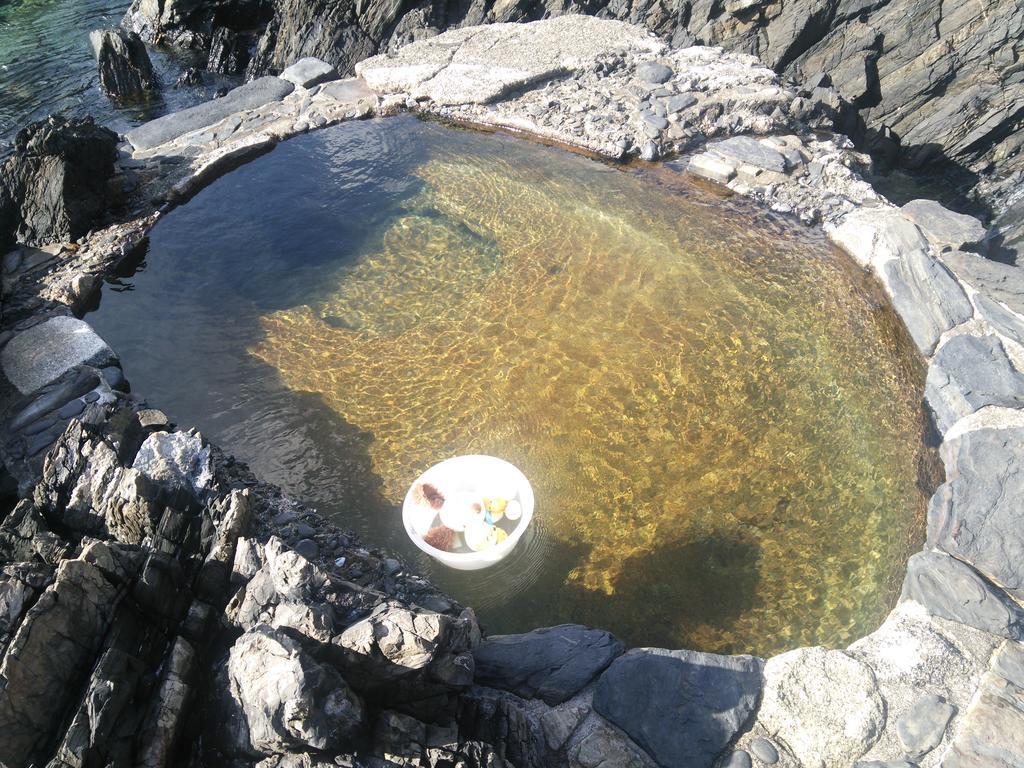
xmin=88 ymin=116 xmax=928 ymax=655
xmin=0 ymin=0 xmax=235 ymax=144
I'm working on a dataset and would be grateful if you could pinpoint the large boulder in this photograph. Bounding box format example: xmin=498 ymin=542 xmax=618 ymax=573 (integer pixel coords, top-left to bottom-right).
xmin=0 ymin=316 xmax=117 ymax=395
xmin=227 ymin=624 xmax=364 ymax=756
xmin=592 ymin=648 xmax=763 ymax=768
xmin=90 ymin=28 xmax=157 ymax=102
xmin=0 ymin=115 xmax=119 ymax=247
xmin=473 ymin=624 xmax=624 ymax=705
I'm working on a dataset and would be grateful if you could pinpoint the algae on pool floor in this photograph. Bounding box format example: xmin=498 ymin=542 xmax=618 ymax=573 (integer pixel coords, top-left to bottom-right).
xmin=247 ymin=120 xmax=927 ymax=654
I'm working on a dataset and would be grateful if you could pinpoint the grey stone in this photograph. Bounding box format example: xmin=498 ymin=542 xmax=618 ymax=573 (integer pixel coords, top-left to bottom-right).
xmin=973 ymin=292 xmax=1024 ymax=346
xmin=126 ymin=77 xmax=295 ymax=151
xmin=1 ymin=317 xmax=116 ymax=395
xmin=941 ymin=250 xmax=1024 ymax=320
xmin=854 ymin=762 xmax=917 ymax=768
xmin=925 ymin=334 xmax=1024 ymax=434
xmin=642 ymin=112 xmax=669 ymax=131
xmin=722 ymin=750 xmax=752 ymax=768
xmin=592 ymin=648 xmax=762 ymax=768
xmin=688 ymin=152 xmax=737 ymax=184
xmin=57 ymin=399 xmax=85 ymax=419
xmin=317 ymin=78 xmax=376 ymax=103
xmin=666 ymin=93 xmax=697 ymax=113
xmin=942 ymin=641 xmax=1024 ymax=768
xmin=902 ymin=550 xmax=1024 ymax=639
xmin=132 ymin=430 xmax=213 ymax=503
xmin=474 ymin=624 xmax=624 ymax=705
xmin=637 ymin=62 xmax=673 ymax=84
xmin=281 ymin=57 xmax=339 ymax=88
xmin=749 ymin=736 xmax=779 ymax=764
xmin=21 ymin=416 xmax=58 ymax=436
xmin=227 ymin=624 xmax=363 ymax=755
xmin=758 ymin=647 xmax=884 ymax=768
xmin=895 ymin=693 xmax=955 ymax=759
xmin=901 ymin=199 xmax=987 ymax=253
xmin=294 ymin=538 xmax=319 ymax=560
xmin=929 ymin=426 xmax=1024 ymax=600
xmin=90 ymin=28 xmax=156 ymax=102
xmin=709 ymin=136 xmax=788 ymax=173
xmin=877 ymin=245 xmax=974 ymax=356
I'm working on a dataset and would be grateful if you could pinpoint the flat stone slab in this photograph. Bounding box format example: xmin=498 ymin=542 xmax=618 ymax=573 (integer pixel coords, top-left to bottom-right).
xmin=901 ymin=199 xmax=987 ymax=253
xmin=942 ymin=249 xmax=1024 ymax=319
xmin=687 ymin=152 xmax=737 ymax=183
xmin=317 ymin=77 xmax=375 ymax=103
xmin=1 ymin=317 xmax=116 ymax=395
xmin=473 ymin=624 xmax=624 ymax=705
xmin=758 ymin=647 xmax=884 ymax=768
xmin=637 ymin=62 xmax=673 ymax=84
xmin=355 ymin=16 xmax=665 ymax=106
xmin=125 ymin=76 xmax=295 ymax=151
xmin=593 ymin=648 xmax=762 ymax=768
xmin=943 ymin=642 xmax=1024 ymax=767
xmin=901 ymin=550 xmax=1024 ymax=640
xmin=281 ymin=57 xmax=338 ymax=89
xmin=929 ymin=426 xmax=1024 ymax=601
xmin=709 ymin=136 xmax=788 ymax=173
xmin=926 ymin=334 xmax=1024 ymax=433
xmin=895 ymin=693 xmax=955 ymax=760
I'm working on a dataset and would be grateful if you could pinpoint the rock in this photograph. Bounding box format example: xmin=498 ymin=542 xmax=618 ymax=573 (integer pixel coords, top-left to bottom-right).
xmin=281 ymin=57 xmax=339 ymax=88
xmin=687 ymin=152 xmax=737 ymax=184
xmin=666 ymin=93 xmax=697 ymax=113
xmin=875 ymin=240 xmax=974 ymax=356
xmin=941 ymin=250 xmax=1024 ymax=320
xmin=942 ymin=641 xmax=1024 ymax=767
xmin=0 ymin=558 xmax=119 ymax=767
xmin=895 ymin=693 xmax=955 ymax=759
xmin=722 ymin=751 xmax=752 ymax=768
xmin=929 ymin=426 xmax=1024 ymax=599
xmin=0 ymin=563 xmax=52 ymax=650
xmin=637 ymin=62 xmax=673 ymax=84
xmin=90 ymin=28 xmax=156 ymax=102
xmin=132 ymin=429 xmax=214 ymax=504
xmin=227 ymin=624 xmax=364 ymax=755
xmin=592 ymin=648 xmax=763 ymax=768
xmin=125 ymin=77 xmax=295 ymax=151
xmin=207 ymin=27 xmax=253 ymax=75
xmin=902 ymin=550 xmax=1024 ymax=640
xmin=1 ymin=317 xmax=116 ymax=395
xmin=757 ymin=647 xmax=884 ymax=768
xmin=473 ymin=624 xmax=623 ymax=705
xmin=901 ymin=200 xmax=987 ymax=253
xmin=847 ymin=600 xmax=999 ymax=765
xmin=973 ymin=293 xmax=1024 ymax=346
xmin=294 ymin=537 xmax=319 ymax=560
xmin=567 ymin=715 xmax=656 ymax=768
xmin=355 ymin=17 xmax=664 ymax=107
xmin=925 ymin=334 xmax=1024 ymax=434
xmin=854 ymin=762 xmax=917 ymax=768
xmin=749 ymin=736 xmax=779 ymax=764
xmin=0 ymin=115 xmax=118 ymax=247
xmin=709 ymin=136 xmax=788 ymax=173
xmin=175 ymin=66 xmax=203 ymax=88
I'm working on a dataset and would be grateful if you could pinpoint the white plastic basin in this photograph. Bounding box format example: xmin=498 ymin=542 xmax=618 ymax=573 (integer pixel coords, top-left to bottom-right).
xmin=402 ymin=455 xmax=534 ymax=570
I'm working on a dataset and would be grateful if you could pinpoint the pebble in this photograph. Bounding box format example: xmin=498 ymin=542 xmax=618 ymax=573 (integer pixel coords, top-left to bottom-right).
xmin=84 ymin=391 xmax=100 ymax=403
xmin=722 ymin=750 xmax=752 ymax=768
xmin=22 ymin=416 xmax=58 ymax=436
xmin=637 ymin=62 xmax=673 ymax=85
xmin=334 ymin=556 xmax=347 ymax=567
xmin=667 ymin=93 xmax=697 ymax=113
xmin=58 ymin=399 xmax=86 ymax=419
xmin=749 ymin=737 xmax=779 ymax=764
xmin=383 ymin=557 xmax=402 ymax=575
xmin=294 ymin=538 xmax=319 ymax=560
xmin=293 ymin=522 xmax=316 ymax=538
xmin=101 ymin=365 xmax=126 ymax=390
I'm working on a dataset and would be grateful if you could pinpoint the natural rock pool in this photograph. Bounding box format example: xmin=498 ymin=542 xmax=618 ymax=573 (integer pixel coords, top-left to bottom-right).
xmin=89 ymin=116 xmax=929 ymax=655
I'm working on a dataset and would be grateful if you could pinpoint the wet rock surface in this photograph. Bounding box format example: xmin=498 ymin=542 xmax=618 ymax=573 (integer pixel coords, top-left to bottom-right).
xmin=90 ymin=27 xmax=157 ymax=103
xmin=0 ymin=115 xmax=118 ymax=248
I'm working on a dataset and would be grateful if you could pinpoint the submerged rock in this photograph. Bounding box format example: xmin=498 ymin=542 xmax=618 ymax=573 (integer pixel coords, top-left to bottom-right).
xmin=0 ymin=115 xmax=118 ymax=248
xmin=90 ymin=28 xmax=157 ymax=102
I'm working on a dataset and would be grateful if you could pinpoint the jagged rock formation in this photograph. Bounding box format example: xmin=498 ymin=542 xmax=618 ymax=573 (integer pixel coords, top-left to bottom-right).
xmin=0 ymin=116 xmax=118 ymax=249
xmin=90 ymin=27 xmax=158 ymax=102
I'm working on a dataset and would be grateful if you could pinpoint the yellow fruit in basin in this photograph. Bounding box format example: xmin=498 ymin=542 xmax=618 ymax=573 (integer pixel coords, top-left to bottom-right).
xmin=464 ymin=521 xmax=507 ymax=551
xmin=483 ymin=496 xmax=508 ymax=521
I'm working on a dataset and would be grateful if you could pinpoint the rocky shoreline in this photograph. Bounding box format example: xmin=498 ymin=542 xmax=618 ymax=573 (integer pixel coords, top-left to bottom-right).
xmin=2 ymin=15 xmax=1024 ymax=768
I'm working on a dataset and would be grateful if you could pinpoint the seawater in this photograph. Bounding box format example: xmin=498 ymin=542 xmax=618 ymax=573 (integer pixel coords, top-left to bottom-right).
xmin=88 ymin=116 xmax=928 ymax=655
xmin=0 ymin=0 xmax=235 ymax=144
